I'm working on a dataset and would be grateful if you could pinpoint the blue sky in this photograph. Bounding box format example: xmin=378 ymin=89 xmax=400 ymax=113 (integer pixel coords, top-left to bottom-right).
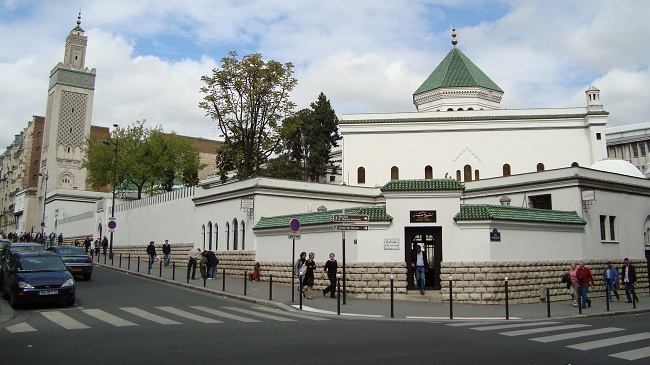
xmin=0 ymin=0 xmax=648 ymax=147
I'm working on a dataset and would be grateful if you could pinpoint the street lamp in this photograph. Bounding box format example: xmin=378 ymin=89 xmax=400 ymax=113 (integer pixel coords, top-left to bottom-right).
xmin=102 ymin=123 xmax=119 ymax=258
xmin=38 ymin=171 xmax=48 ymax=245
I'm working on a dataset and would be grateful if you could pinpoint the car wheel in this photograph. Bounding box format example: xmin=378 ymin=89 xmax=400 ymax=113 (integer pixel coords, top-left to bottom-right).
xmin=9 ymin=290 xmax=20 ymax=309
xmin=83 ymin=273 xmax=91 ymax=281
xmin=1 ymin=285 xmax=8 ymax=300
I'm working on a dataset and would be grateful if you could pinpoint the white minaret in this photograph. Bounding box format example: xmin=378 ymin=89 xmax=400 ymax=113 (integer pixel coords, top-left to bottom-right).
xmin=39 ymin=13 xmax=96 ymax=196
xmin=585 ymin=85 xmax=603 ymax=112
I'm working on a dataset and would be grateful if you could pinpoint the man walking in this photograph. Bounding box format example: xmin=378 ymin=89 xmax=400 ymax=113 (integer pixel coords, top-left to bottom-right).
xmin=205 ymin=250 xmax=217 ymax=279
xmin=411 ymin=244 xmax=428 ymax=295
xmin=603 ymin=262 xmax=620 ymax=301
xmin=146 ymin=241 xmax=157 ymax=269
xmin=576 ymin=262 xmax=595 ymax=309
xmin=621 ymin=258 xmax=639 ymax=303
xmin=162 ymin=240 xmax=171 ymax=268
xmin=101 ymin=236 xmax=109 ymax=255
xmin=322 ymin=252 xmax=338 ymax=298
xmin=187 ymin=246 xmax=200 ymax=280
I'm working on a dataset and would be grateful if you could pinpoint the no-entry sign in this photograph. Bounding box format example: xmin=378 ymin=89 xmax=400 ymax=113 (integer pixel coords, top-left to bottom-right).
xmin=289 ymin=218 xmax=301 ymax=233
xmin=108 ymin=217 xmax=117 ymax=232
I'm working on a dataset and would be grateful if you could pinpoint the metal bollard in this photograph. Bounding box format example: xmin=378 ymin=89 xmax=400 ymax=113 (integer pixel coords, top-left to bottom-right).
xmin=119 ymin=254 xmax=122 ymax=268
xmin=147 ymin=259 xmax=151 ymax=275
xmin=127 ymin=254 xmax=131 ymax=271
xmin=632 ymin=286 xmax=637 ymax=309
xmin=137 ymin=257 xmax=140 ymax=272
xmin=111 ymin=254 xmax=114 ymax=266
xmin=104 ymin=252 xmax=107 ymax=264
xmin=204 ymin=274 xmax=207 ymax=287
xmin=172 ymin=262 xmax=176 ymax=280
xmin=390 ymin=275 xmax=394 ymax=318
xmin=186 ymin=265 xmax=190 ymax=284
xmin=449 ymin=276 xmax=453 ymax=320
xmin=159 ymin=259 xmax=162 ymax=277
xmin=546 ymin=288 xmax=551 ymax=318
xmin=299 ymin=281 xmax=303 ymax=310
xmin=244 ymin=271 xmax=248 ymax=295
xmin=222 ymin=268 xmax=226 ymax=291
xmin=504 ymin=277 xmax=509 ymax=320
xmin=578 ymin=291 xmax=582 ymax=314
xmin=337 ymin=274 xmax=341 ymax=315
xmin=269 ymin=274 xmax=273 ymax=300
xmin=606 ymin=286 xmax=610 ymax=312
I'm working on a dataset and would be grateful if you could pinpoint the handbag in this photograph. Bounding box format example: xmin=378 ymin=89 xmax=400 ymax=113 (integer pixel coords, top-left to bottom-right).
xmin=299 ymin=264 xmax=307 ymax=276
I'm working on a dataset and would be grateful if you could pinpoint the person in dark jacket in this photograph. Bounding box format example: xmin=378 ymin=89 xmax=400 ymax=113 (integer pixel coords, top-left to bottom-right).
xmin=411 ymin=244 xmax=428 ymax=295
xmin=322 ymin=252 xmax=338 ymax=298
xmin=621 ymin=258 xmax=639 ymax=303
xmin=162 ymin=240 xmax=171 ymax=267
xmin=204 ymin=250 xmax=217 ymax=279
xmin=101 ymin=236 xmax=109 ymax=254
xmin=146 ymin=241 xmax=157 ymax=269
xmin=576 ymin=262 xmax=595 ymax=309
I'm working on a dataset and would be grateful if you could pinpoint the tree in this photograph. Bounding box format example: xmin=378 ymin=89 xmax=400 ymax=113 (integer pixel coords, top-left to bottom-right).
xmin=199 ymin=51 xmax=297 ymax=181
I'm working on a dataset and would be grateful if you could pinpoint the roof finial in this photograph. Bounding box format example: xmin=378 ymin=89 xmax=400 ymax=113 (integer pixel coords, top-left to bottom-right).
xmin=451 ymin=26 xmax=458 ymax=47
xmin=77 ymin=11 xmax=82 ymax=26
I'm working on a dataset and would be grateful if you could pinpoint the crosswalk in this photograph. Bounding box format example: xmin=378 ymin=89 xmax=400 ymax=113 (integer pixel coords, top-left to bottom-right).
xmin=4 ymin=305 xmax=327 ymax=334
xmin=446 ymin=320 xmax=650 ymax=361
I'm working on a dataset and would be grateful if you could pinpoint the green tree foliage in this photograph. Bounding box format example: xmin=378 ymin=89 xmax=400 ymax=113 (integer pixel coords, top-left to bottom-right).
xmin=83 ymin=121 xmax=205 ymax=199
xmin=199 ymin=51 xmax=297 ymax=181
xmin=268 ymin=92 xmax=340 ymax=181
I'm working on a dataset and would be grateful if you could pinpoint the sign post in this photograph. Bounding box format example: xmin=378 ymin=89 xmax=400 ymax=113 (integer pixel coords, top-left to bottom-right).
xmin=289 ymin=218 xmax=301 ymax=303
xmin=333 ymin=214 xmax=369 ymax=305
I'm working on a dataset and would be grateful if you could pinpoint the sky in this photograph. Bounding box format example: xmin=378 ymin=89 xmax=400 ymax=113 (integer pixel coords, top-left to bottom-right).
xmin=0 ymin=0 xmax=649 ymax=147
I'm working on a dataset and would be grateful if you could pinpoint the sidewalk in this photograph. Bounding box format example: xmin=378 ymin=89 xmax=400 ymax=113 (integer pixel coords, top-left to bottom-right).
xmin=98 ymin=260 xmax=650 ymax=321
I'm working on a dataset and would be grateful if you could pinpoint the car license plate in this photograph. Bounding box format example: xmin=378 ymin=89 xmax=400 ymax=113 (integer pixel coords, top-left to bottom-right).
xmin=71 ymin=268 xmax=82 ymax=272
xmin=39 ymin=290 xmax=59 ymax=295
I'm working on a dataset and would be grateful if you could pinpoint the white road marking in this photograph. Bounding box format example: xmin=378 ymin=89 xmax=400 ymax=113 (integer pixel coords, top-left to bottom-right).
xmin=82 ymin=309 xmax=137 ymax=327
xmin=190 ymin=306 xmax=260 ymax=323
xmin=120 ymin=307 xmax=181 ymax=325
xmin=41 ymin=311 xmax=89 ymax=330
xmin=568 ymin=333 xmax=650 ymax=350
xmin=471 ymin=321 xmax=561 ymax=331
xmin=500 ymin=324 xmax=591 ymax=336
xmin=155 ymin=306 xmax=222 ymax=323
xmin=222 ymin=307 xmax=296 ymax=322
xmin=409 ymin=316 xmax=520 ymax=320
xmin=253 ymin=306 xmax=329 ymax=321
xmin=610 ymin=346 xmax=650 ymax=361
xmin=531 ymin=327 xmax=625 ymax=343
xmin=294 ymin=305 xmax=383 ymax=318
xmin=446 ymin=321 xmax=503 ymax=327
xmin=6 ymin=322 xmax=37 ymax=333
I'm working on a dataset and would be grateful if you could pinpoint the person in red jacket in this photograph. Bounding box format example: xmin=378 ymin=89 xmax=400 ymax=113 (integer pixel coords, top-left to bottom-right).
xmin=576 ymin=262 xmax=595 ymax=309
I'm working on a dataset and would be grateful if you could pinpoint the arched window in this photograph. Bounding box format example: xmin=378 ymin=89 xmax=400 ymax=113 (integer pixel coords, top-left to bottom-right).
xmin=214 ymin=223 xmax=219 ymax=251
xmin=456 ymin=170 xmax=461 ymax=181
xmin=537 ymin=163 xmax=545 ymax=172
xmin=225 ymin=222 xmax=230 ymax=250
xmin=241 ymin=221 xmax=245 ymax=250
xmin=232 ymin=218 xmax=239 ymax=250
xmin=474 ymin=169 xmax=480 ymax=180
xmin=357 ymin=167 xmax=365 ymax=184
xmin=424 ymin=165 xmax=433 ymax=179
xmin=390 ymin=166 xmax=399 ymax=180
xmin=207 ymin=221 xmax=212 ymax=250
xmin=503 ymin=164 xmax=511 ymax=177
xmin=467 ymin=108 xmax=474 ymax=111
xmin=571 ymin=162 xmax=579 ymax=167
xmin=201 ymin=225 xmax=206 ymax=250
xmin=447 ymin=108 xmax=454 ymax=111
xmin=457 ymin=108 xmax=464 ymax=111
xmin=464 ymin=165 xmax=472 ymax=182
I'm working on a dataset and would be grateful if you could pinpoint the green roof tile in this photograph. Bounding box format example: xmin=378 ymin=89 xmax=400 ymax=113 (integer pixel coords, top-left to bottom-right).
xmin=414 ymin=48 xmax=503 ymax=95
xmin=454 ymin=205 xmax=586 ymax=225
xmin=253 ymin=205 xmax=392 ymax=230
xmin=381 ymin=179 xmax=465 ymax=192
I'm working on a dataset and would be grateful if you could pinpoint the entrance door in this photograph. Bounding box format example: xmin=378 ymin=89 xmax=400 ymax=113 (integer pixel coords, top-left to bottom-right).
xmin=404 ymin=226 xmax=442 ymax=290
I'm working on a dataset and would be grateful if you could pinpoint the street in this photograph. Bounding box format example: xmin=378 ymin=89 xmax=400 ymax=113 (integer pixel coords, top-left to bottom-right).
xmin=2 ymin=266 xmax=650 ymax=364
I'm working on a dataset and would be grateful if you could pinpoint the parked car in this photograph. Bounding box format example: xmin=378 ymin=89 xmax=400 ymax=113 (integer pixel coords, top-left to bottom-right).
xmin=0 ymin=242 xmax=44 ymax=287
xmin=1 ymin=251 xmax=75 ymax=308
xmin=47 ymin=245 xmax=93 ymax=280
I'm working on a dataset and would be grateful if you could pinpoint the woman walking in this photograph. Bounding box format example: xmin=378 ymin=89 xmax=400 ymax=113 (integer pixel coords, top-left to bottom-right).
xmin=303 ymin=252 xmax=317 ymax=299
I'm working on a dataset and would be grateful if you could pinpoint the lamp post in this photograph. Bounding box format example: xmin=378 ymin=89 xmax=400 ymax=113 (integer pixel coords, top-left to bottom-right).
xmin=102 ymin=123 xmax=119 ymax=259
xmin=38 ymin=171 xmax=48 ymax=245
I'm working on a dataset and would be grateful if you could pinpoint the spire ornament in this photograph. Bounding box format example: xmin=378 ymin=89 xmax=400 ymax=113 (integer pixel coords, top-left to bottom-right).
xmin=77 ymin=11 xmax=82 ymax=26
xmin=451 ymin=28 xmax=458 ymax=47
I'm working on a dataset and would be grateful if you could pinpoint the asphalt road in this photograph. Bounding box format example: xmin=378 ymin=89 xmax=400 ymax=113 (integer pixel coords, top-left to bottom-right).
xmin=2 ymin=266 xmax=650 ymax=364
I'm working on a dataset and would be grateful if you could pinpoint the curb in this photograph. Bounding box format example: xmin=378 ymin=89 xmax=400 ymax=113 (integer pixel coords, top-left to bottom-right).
xmin=96 ymin=263 xmax=296 ymax=312
xmin=0 ymin=300 xmax=16 ymax=324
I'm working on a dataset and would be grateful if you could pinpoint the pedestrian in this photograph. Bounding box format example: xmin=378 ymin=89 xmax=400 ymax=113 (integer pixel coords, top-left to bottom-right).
xmin=565 ymin=263 xmax=579 ymax=307
xmin=101 ymin=236 xmax=109 ymax=254
xmin=58 ymin=233 xmax=63 ymax=246
xmin=603 ymin=261 xmax=620 ymax=301
xmin=187 ymin=247 xmax=200 ymax=280
xmin=411 ymin=244 xmax=428 ymax=295
xmin=83 ymin=236 xmax=92 ymax=254
xmin=198 ymin=250 xmax=208 ymax=280
xmin=249 ymin=262 xmax=261 ymax=281
xmin=162 ymin=240 xmax=171 ymax=268
xmin=302 ymin=252 xmax=317 ymax=299
xmin=576 ymin=262 xmax=595 ymax=309
xmin=146 ymin=241 xmax=157 ymax=269
xmin=294 ymin=252 xmax=307 ymax=297
xmin=322 ymin=252 xmax=338 ymax=298
xmin=74 ymin=239 xmax=80 ymax=247
xmin=621 ymin=258 xmax=639 ymax=303
xmin=205 ymin=249 xmax=217 ymax=279
xmin=49 ymin=232 xmax=56 ymax=247
xmin=93 ymin=238 xmax=100 ymax=256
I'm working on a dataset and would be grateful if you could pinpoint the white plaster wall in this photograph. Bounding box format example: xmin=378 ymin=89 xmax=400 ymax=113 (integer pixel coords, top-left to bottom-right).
xmin=256 ymin=229 xmax=359 ymax=263
xmin=58 ymin=215 xmax=95 ymax=238
xmin=488 ymin=225 xmax=584 ymax=261
xmin=195 ymin=198 xmax=251 ymax=251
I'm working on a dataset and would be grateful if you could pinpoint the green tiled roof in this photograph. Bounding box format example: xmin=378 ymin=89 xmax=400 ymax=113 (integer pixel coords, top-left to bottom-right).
xmin=381 ymin=179 xmax=465 ymax=192
xmin=414 ymin=48 xmax=503 ymax=95
xmin=454 ymin=205 xmax=586 ymax=225
xmin=254 ymin=205 xmax=392 ymax=230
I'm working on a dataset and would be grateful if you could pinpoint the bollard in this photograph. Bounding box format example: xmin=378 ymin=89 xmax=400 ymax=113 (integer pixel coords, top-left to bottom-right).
xmin=147 ymin=259 xmax=151 ymax=275
xmin=172 ymin=262 xmax=176 ymax=280
xmin=128 ymin=254 xmax=131 ymax=271
xmin=137 ymin=257 xmax=140 ymax=272
xmin=390 ymin=275 xmax=394 ymax=319
xmin=632 ymin=286 xmax=637 ymax=309
xmin=159 ymin=259 xmax=162 ymax=277
xmin=606 ymin=286 xmax=610 ymax=312
xmin=186 ymin=265 xmax=190 ymax=284
xmin=337 ymin=274 xmax=341 ymax=316
xmin=546 ymin=288 xmax=551 ymax=318
xmin=504 ymin=277 xmax=509 ymax=320
xmin=578 ymin=291 xmax=582 ymax=315
xmin=222 ymin=269 xmax=226 ymax=291
xmin=111 ymin=253 xmax=114 ymax=266
xmin=449 ymin=276 xmax=453 ymax=320
xmin=104 ymin=252 xmax=107 ymax=264
xmin=269 ymin=274 xmax=273 ymax=300
xmin=119 ymin=254 xmax=122 ymax=268
xmin=244 ymin=271 xmax=248 ymax=296
xmin=299 ymin=281 xmax=303 ymax=311
xmin=204 ymin=275 xmax=207 ymax=288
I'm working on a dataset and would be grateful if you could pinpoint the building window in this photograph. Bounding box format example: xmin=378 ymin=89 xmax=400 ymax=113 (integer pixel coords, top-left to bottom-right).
xmin=456 ymin=170 xmax=461 ymax=181
xmin=596 ymin=133 xmax=602 ymax=140
xmin=214 ymin=223 xmax=219 ymax=251
xmin=457 ymin=108 xmax=464 ymax=111
xmin=571 ymin=162 xmax=579 ymax=167
xmin=536 ymin=163 xmax=545 ymax=172
xmin=424 ymin=165 xmax=433 ymax=179
xmin=225 ymin=222 xmax=230 ymax=250
xmin=599 ymin=215 xmax=607 ymax=240
xmin=503 ymin=164 xmax=511 ymax=177
xmin=599 ymin=215 xmax=618 ymax=241
xmin=202 ymin=225 xmax=206 ymax=250
xmin=329 ymin=176 xmax=335 ymax=182
xmin=528 ymin=194 xmax=552 ymax=209
xmin=463 ymin=165 xmax=472 ymax=182
xmin=640 ymin=142 xmax=646 ymax=157
xmin=390 ymin=166 xmax=399 ymax=180
xmin=447 ymin=108 xmax=453 ymax=111
xmin=241 ymin=221 xmax=245 ymax=250
xmin=207 ymin=221 xmax=212 ymax=250
xmin=632 ymin=143 xmax=639 ymax=158
xmin=232 ymin=218 xmax=239 ymax=250
xmin=609 ymin=216 xmax=616 ymax=241
xmin=357 ymin=167 xmax=365 ymax=184
xmin=474 ymin=169 xmax=480 ymax=180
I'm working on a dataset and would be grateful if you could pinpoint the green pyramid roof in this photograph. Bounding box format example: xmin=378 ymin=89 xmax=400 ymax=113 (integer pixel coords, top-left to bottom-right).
xmin=414 ymin=48 xmax=503 ymax=95
xmin=454 ymin=205 xmax=586 ymax=225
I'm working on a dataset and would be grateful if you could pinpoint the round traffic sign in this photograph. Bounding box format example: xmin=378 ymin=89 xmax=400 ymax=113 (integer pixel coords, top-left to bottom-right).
xmin=40 ymin=221 xmax=45 ymax=228
xmin=289 ymin=218 xmax=301 ymax=233
xmin=107 ymin=219 xmax=117 ymax=230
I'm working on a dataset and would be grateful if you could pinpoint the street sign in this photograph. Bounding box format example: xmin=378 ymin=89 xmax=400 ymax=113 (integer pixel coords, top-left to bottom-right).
xmin=332 ymin=214 xmax=369 ymax=222
xmin=108 ymin=217 xmax=117 ymax=232
xmin=288 ymin=234 xmax=301 ymax=239
xmin=40 ymin=220 xmax=45 ymax=228
xmin=289 ymin=218 xmax=301 ymax=233
xmin=335 ymin=225 xmax=369 ymax=231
